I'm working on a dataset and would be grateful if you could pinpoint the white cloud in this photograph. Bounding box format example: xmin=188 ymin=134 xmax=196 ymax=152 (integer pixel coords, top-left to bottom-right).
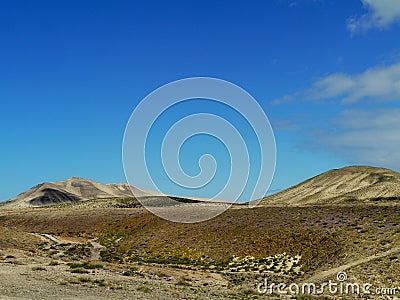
xmin=272 ymin=60 xmax=400 ymax=169
xmin=273 ymin=62 xmax=400 ymax=104
xmin=273 ymin=119 xmax=300 ymax=131
xmin=315 ymin=108 xmax=400 ymax=169
xmin=307 ymin=73 xmax=355 ymax=100
xmin=348 ymin=0 xmax=400 ymax=33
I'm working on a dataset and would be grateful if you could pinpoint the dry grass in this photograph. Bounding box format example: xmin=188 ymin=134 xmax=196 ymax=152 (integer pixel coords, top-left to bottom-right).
xmin=0 ymin=204 xmax=399 ymax=289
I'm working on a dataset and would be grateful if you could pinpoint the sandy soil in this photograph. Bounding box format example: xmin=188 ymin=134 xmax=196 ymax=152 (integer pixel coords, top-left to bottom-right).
xmin=0 ymin=250 xmax=238 ymax=300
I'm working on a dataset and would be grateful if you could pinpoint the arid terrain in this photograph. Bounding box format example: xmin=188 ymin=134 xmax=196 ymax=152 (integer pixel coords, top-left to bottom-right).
xmin=0 ymin=166 xmax=399 ymax=299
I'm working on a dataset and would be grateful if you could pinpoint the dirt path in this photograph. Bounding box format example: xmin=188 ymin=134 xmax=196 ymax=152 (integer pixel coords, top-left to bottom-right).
xmin=304 ymin=246 xmax=400 ymax=283
xmin=89 ymin=239 xmax=106 ymax=261
xmin=31 ymin=233 xmax=62 ymax=244
xmin=32 ymin=233 xmax=106 ymax=261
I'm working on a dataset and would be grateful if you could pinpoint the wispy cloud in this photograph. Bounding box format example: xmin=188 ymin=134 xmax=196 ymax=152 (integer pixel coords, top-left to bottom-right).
xmin=272 ymin=119 xmax=300 ymax=131
xmin=347 ymin=0 xmax=400 ymax=33
xmin=273 ymin=61 xmax=400 ymax=169
xmin=315 ymin=108 xmax=400 ymax=168
xmin=273 ymin=62 xmax=400 ymax=104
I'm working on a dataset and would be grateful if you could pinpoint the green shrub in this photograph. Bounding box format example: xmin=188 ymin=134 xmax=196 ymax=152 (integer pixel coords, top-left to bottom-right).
xmin=137 ymin=285 xmax=151 ymax=293
xmin=70 ymin=268 xmax=89 ymax=274
xmin=94 ymin=279 xmax=106 ymax=286
xmin=68 ymin=261 xmax=103 ymax=269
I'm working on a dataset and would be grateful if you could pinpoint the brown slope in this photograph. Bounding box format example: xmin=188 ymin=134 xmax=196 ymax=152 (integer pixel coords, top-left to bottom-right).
xmin=260 ymin=166 xmax=400 ymax=205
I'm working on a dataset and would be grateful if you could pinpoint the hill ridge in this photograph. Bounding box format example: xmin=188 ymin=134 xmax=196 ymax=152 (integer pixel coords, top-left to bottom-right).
xmin=0 ymin=177 xmax=137 ymax=208
xmin=261 ymin=165 xmax=400 ymax=205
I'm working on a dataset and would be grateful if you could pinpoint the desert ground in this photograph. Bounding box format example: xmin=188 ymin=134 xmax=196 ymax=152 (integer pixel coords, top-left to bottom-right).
xmin=0 ymin=203 xmax=399 ymax=299
xmin=1 ymin=167 xmax=399 ymax=299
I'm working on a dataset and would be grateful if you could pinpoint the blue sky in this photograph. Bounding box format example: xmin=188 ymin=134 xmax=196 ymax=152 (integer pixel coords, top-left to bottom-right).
xmin=1 ymin=0 xmax=400 ymax=201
